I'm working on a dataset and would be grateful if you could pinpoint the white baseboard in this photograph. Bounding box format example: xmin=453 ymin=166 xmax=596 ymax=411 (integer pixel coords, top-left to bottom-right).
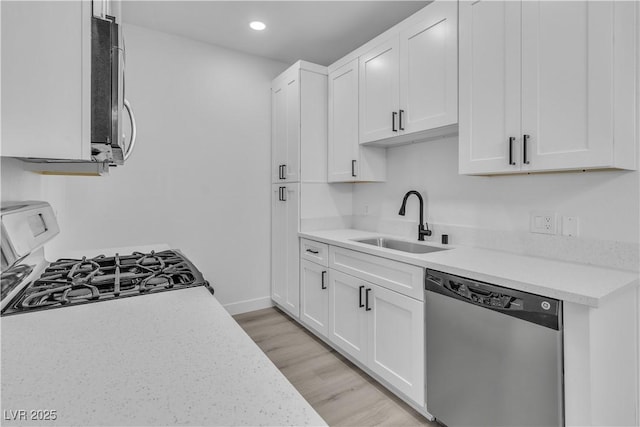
xmin=224 ymin=296 xmax=273 ymax=315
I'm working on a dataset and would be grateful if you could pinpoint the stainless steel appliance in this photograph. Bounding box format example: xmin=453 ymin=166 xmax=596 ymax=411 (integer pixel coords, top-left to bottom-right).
xmin=425 ymin=270 xmax=563 ymax=427
xmin=22 ymin=2 xmax=137 ymax=175
xmin=1 ymin=201 xmax=211 ymax=316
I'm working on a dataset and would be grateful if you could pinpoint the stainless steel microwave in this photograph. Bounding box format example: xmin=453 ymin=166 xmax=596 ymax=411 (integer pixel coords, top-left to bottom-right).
xmin=91 ymin=13 xmax=127 ymax=165
xmin=19 ymin=1 xmax=136 ymax=176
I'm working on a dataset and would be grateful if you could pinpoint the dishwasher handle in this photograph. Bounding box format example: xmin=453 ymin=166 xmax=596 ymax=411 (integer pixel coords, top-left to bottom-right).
xmin=426 ymin=270 xmax=561 ymax=331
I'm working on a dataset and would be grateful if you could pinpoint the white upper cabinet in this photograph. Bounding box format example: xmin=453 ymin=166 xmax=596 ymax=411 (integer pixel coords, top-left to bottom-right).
xmin=359 ymin=39 xmax=401 ymax=144
xmin=520 ymin=1 xmax=631 ymax=172
xmin=328 ymin=59 xmax=386 ymax=182
xmin=458 ymin=0 xmax=521 ymax=174
xmin=271 ymin=61 xmax=327 ymax=184
xmin=399 ymin=1 xmax=458 ymax=135
xmin=358 ymin=1 xmax=458 ymax=146
xmin=2 ymin=1 xmax=92 ymax=160
xmin=459 ymin=0 xmax=638 ymax=175
xmin=272 ymin=67 xmax=300 ymax=183
xmin=2 ymin=0 xmax=130 ymax=175
xmin=329 ymin=59 xmax=361 ymax=181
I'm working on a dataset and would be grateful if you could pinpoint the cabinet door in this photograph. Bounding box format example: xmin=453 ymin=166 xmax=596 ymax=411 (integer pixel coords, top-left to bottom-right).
xmin=328 ymin=269 xmax=368 ymax=363
xmin=271 ymin=185 xmax=286 ymax=306
xmin=271 ymin=70 xmax=300 ymax=183
xmin=367 ymin=284 xmax=425 ymax=405
xmin=1 ymin=1 xmax=91 ymax=160
xmin=283 ymin=185 xmax=300 ymax=317
xmin=399 ymin=1 xmax=457 ymax=134
xmin=300 ymin=260 xmax=329 ymax=337
xmin=359 ymin=38 xmax=400 ymax=144
xmin=458 ymin=0 xmax=522 ymax=174
xmin=521 ymin=1 xmax=615 ymax=171
xmin=328 ymin=59 xmax=360 ymax=182
xmin=271 ymin=184 xmax=300 ymax=317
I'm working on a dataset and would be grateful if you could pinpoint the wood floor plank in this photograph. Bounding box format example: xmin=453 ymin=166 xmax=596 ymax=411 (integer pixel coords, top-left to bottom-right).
xmin=234 ymin=307 xmax=435 ymax=427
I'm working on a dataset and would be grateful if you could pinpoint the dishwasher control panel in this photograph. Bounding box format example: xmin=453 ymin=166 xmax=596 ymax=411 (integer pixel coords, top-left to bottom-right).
xmin=425 ymin=270 xmax=561 ymax=331
xmin=445 ymin=279 xmax=523 ymax=310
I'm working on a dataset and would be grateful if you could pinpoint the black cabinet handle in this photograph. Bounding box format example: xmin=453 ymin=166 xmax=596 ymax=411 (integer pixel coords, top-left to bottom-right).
xmin=523 ymin=135 xmax=530 ymax=165
xmin=351 ymin=160 xmax=357 ymax=177
xmin=281 ymin=187 xmax=287 ymax=202
xmin=509 ymin=136 xmax=516 ymax=165
xmin=321 ymin=271 xmax=327 ymax=289
xmin=278 ymin=165 xmax=283 ymax=179
xmin=359 ymin=285 xmax=365 ymax=308
xmin=306 ymin=249 xmax=319 ymax=254
xmin=278 ymin=187 xmax=282 ymax=201
xmin=392 ymin=112 xmax=398 ymax=132
xmin=365 ymin=288 xmax=372 ymax=311
xmin=399 ymin=109 xmax=405 ymax=131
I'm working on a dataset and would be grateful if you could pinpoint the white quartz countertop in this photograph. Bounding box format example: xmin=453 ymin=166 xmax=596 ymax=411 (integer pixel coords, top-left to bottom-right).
xmin=299 ymin=229 xmax=639 ymax=307
xmin=1 ymin=287 xmax=326 ymax=426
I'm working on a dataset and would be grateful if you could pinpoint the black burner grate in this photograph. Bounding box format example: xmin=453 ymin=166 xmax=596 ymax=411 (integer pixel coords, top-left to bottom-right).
xmin=2 ymin=250 xmax=211 ymax=316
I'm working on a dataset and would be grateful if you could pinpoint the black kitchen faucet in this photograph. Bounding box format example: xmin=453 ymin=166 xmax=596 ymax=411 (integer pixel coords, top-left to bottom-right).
xmin=398 ymin=190 xmax=432 ymax=241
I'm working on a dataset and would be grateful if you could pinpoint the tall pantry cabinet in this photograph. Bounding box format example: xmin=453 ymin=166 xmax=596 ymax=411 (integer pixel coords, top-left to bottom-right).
xmin=271 ymin=61 xmax=327 ymax=318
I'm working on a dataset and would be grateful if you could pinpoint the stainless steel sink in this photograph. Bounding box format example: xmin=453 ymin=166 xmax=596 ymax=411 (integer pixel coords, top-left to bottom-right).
xmin=354 ymin=237 xmax=448 ymax=254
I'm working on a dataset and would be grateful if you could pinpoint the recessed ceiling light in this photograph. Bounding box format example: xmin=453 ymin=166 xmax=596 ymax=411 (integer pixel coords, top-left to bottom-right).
xmin=249 ymin=21 xmax=266 ymax=31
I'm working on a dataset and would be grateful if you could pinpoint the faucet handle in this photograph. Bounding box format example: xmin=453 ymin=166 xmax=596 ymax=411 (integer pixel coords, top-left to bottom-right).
xmin=420 ymin=222 xmax=432 ymax=237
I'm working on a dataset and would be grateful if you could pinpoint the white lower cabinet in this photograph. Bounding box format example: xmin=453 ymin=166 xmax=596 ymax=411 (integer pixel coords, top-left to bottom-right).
xmin=328 ymin=268 xmax=425 ymax=406
xmin=271 ymin=184 xmax=300 ymax=317
xmin=300 ymin=259 xmax=329 ymax=337
xmin=328 ymin=269 xmax=369 ymax=362
xmin=368 ymin=284 xmax=424 ymax=405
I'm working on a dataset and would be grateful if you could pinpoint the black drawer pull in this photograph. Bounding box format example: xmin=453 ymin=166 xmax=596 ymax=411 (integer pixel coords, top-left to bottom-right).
xmin=523 ymin=135 xmax=530 ymax=165
xmin=509 ymin=136 xmax=516 ymax=165
xmin=306 ymin=249 xmax=319 ymax=254
xmin=321 ymin=271 xmax=327 ymax=289
xmin=392 ymin=112 xmax=398 ymax=132
xmin=365 ymin=288 xmax=372 ymax=311
xmin=351 ymin=160 xmax=357 ymax=177
xmin=399 ymin=109 xmax=405 ymax=131
xmin=359 ymin=285 xmax=365 ymax=308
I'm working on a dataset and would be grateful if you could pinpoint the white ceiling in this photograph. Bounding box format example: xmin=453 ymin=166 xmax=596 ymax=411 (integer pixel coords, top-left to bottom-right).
xmin=122 ymin=1 xmax=430 ymax=66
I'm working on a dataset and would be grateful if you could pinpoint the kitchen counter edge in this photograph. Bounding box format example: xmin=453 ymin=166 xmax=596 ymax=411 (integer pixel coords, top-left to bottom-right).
xmin=299 ymin=229 xmax=640 ymax=308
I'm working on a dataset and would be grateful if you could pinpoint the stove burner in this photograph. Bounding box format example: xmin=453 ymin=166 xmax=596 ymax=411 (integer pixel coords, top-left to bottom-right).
xmin=136 ymin=251 xmax=165 ymax=269
xmin=141 ymin=275 xmax=171 ymax=291
xmin=2 ymin=249 xmax=211 ymax=316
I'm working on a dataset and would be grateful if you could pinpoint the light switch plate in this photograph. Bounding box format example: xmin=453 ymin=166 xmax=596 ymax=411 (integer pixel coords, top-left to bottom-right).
xmin=562 ymin=216 xmax=579 ymax=237
xmin=530 ymin=211 xmax=557 ymax=235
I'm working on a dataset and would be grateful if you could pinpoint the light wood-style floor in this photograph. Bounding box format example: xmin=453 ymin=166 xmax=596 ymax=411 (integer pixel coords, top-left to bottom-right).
xmin=234 ymin=307 xmax=436 ymax=427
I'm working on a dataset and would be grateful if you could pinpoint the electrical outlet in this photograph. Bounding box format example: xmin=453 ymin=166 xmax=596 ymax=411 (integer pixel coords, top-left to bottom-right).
xmin=562 ymin=216 xmax=579 ymax=237
xmin=530 ymin=211 xmax=557 ymax=235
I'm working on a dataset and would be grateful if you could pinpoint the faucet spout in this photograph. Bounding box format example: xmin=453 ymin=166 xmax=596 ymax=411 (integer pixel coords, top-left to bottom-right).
xmin=398 ymin=190 xmax=431 ymax=241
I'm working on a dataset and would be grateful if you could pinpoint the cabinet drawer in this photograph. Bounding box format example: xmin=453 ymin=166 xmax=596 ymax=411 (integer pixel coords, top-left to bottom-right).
xmin=300 ymin=239 xmax=329 ymax=267
xmin=329 ymin=246 xmax=424 ymax=301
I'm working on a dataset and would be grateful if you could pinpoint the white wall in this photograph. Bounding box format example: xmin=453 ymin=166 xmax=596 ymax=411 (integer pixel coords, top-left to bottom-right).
xmin=40 ymin=24 xmax=288 ymax=309
xmin=1 ymin=158 xmax=43 ymax=201
xmin=352 ymin=136 xmax=640 ymax=263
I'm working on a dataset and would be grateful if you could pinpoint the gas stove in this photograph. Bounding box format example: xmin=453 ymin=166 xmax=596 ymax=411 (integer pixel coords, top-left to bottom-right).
xmin=2 ymin=249 xmax=211 ymax=316
xmin=0 ymin=201 xmax=212 ymax=317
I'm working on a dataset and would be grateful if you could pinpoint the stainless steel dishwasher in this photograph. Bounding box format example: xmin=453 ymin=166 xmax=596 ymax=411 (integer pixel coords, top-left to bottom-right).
xmin=425 ymin=270 xmax=563 ymax=427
